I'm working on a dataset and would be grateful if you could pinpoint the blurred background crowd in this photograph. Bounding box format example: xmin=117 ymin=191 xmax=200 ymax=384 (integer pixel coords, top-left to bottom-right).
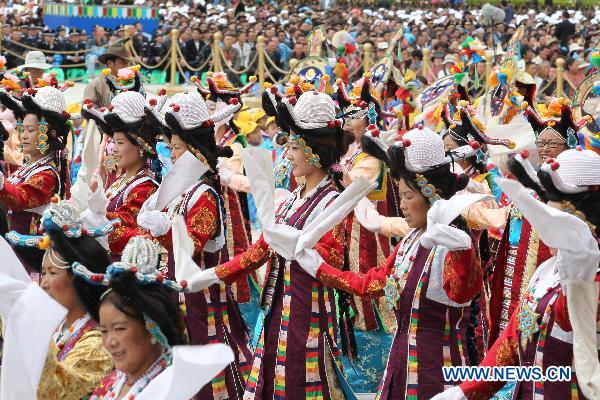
xmin=0 ymin=1 xmax=598 ymax=99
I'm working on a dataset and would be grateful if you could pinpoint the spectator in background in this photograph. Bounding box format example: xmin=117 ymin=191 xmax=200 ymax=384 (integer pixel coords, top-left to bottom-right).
xmin=233 ymin=31 xmax=252 ymax=69
xmin=5 ymin=29 xmax=24 ymax=69
xmin=222 ymin=33 xmax=242 ymax=86
xmin=184 ymin=28 xmax=205 ymax=71
xmin=64 ymin=29 xmax=86 ymax=67
xmin=85 ymin=25 xmax=108 ymax=79
xmin=40 ymin=29 xmax=63 ymax=67
xmin=502 ymin=0 xmax=514 ymax=25
xmin=265 ymin=38 xmax=283 ymax=82
xmin=144 ymin=32 xmax=167 ymax=67
xmin=290 ymin=42 xmax=306 ymax=62
xmin=555 ymin=10 xmax=575 ymax=48
xmin=563 ymin=57 xmax=585 ymax=97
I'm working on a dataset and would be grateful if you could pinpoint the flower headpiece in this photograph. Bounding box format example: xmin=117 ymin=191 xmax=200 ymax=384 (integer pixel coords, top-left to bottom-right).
xmin=103 ymin=65 xmax=142 ymax=96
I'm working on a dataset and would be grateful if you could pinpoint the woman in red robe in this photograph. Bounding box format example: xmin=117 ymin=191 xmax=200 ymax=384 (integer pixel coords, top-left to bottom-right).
xmin=294 ymin=125 xmax=489 ymax=399
xmin=136 ymin=90 xmax=252 ymax=400
xmin=433 ymin=148 xmax=600 ymax=400
xmin=80 ymin=83 xmax=164 ymax=260
xmin=0 ymin=84 xmax=71 ymax=276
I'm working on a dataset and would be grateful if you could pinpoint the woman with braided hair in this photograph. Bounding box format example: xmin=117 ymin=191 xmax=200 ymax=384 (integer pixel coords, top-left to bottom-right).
xmin=291 ymin=125 xmax=488 ymax=399
xmin=4 ymin=199 xmax=117 ymax=399
xmin=433 ymin=149 xmax=600 ymax=400
xmin=172 ymin=89 xmax=373 ymax=399
xmin=137 ymin=90 xmax=253 ymax=400
xmin=0 ymin=82 xmax=72 ymax=275
xmin=80 ymin=83 xmax=163 ymax=260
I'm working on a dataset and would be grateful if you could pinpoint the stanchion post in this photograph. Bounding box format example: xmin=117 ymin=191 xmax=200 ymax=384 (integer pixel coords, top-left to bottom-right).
xmin=556 ymin=58 xmax=565 ymax=97
xmin=169 ymin=29 xmax=178 ymax=87
xmin=257 ymin=35 xmax=266 ymax=91
xmin=422 ymin=48 xmax=431 ymax=81
xmin=362 ymin=43 xmax=373 ymax=72
xmin=485 ymin=50 xmax=493 ymax=92
xmin=288 ymin=58 xmax=298 ymax=71
xmin=123 ymin=25 xmax=133 ymax=58
xmin=213 ymin=32 xmax=222 ymax=72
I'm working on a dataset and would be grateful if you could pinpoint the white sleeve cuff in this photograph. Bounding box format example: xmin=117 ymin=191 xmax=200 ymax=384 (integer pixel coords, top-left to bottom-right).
xmin=421 ymin=224 xmax=472 ymax=251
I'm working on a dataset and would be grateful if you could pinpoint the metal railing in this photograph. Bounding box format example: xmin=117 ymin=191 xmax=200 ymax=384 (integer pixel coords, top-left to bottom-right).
xmin=1 ymin=26 xmax=568 ymax=98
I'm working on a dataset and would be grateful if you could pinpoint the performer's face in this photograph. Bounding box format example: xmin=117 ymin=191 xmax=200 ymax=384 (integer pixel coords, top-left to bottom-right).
xmin=399 ymin=178 xmax=429 ymax=229
xmin=347 ymin=117 xmax=369 ymax=140
xmin=443 ymin=134 xmax=471 ymax=170
xmin=21 ymin=113 xmax=44 ymax=157
xmin=536 ymin=129 xmax=567 ymax=163
xmin=287 ymin=139 xmax=318 ymax=178
xmin=169 ymin=134 xmax=189 ymax=164
xmin=113 ymin=131 xmax=143 ymax=170
xmin=40 ymin=254 xmax=78 ymax=311
xmin=98 ymin=300 xmax=162 ymax=377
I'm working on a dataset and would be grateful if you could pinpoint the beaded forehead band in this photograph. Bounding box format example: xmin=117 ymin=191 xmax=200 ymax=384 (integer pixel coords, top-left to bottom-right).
xmin=289 ymin=132 xmax=322 ymax=168
xmin=42 ymin=244 xmax=69 ymax=269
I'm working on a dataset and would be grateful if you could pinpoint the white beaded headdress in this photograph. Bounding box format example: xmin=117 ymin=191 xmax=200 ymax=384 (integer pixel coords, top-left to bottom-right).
xmin=72 ymin=236 xmax=186 ymax=292
xmin=5 ymin=199 xmax=120 ymax=256
xmin=540 ymin=149 xmax=600 ymax=194
xmin=281 ymin=91 xmax=341 ymax=131
xmin=166 ymin=91 xmax=213 ymax=130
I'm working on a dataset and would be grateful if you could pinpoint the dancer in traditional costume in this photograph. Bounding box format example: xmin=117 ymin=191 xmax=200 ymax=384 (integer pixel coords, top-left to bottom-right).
xmin=294 ymin=125 xmax=489 ymax=399
xmin=0 ymin=83 xmax=71 ymax=275
xmin=487 ymin=97 xmax=585 ymax=345
xmin=137 ymin=91 xmax=252 ymax=399
xmin=193 ymin=72 xmax=259 ymax=309
xmin=433 ymin=148 xmax=600 ymax=400
xmin=335 ymin=74 xmax=395 ymax=392
xmin=55 ymin=236 xmax=232 ymax=399
xmin=440 ymin=101 xmax=516 ymax=362
xmin=81 ymin=86 xmax=163 ymax=260
xmin=5 ymin=200 xmax=116 ymax=399
xmin=173 ymin=89 xmax=361 ymax=399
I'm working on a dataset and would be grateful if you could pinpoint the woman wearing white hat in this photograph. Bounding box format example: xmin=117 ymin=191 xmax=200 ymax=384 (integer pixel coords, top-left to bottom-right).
xmin=0 ymin=82 xmax=71 ymax=276
xmin=136 ymin=90 xmax=253 ymax=400
xmin=432 ymin=149 xmax=600 ymax=400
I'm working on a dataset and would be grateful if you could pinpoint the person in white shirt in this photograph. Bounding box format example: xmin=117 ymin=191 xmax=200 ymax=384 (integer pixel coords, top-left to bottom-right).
xmin=233 ymin=31 xmax=252 ymax=69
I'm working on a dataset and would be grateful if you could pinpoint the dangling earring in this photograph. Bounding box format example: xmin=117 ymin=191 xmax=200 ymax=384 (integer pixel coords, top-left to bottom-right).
xmin=36 ymin=117 xmax=50 ymax=154
xmin=139 ymin=148 xmax=144 ymax=158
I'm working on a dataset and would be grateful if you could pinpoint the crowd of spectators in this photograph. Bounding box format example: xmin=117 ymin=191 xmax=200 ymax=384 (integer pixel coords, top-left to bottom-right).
xmin=0 ymin=0 xmax=598 ymax=96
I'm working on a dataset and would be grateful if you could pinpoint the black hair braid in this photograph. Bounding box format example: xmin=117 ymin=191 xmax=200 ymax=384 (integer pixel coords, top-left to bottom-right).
xmin=328 ymin=166 xmax=345 ymax=191
xmin=56 ymin=150 xmax=68 ymax=199
xmin=102 ymin=270 xmax=187 ymax=347
xmin=48 ymin=233 xmax=112 ymax=321
xmin=150 ymin=156 xmax=163 ymax=183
